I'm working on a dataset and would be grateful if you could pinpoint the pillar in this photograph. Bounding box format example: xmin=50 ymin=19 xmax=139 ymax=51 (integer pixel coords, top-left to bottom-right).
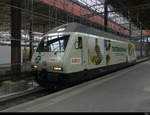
xmin=104 ymin=0 xmax=108 ymax=32
xmin=140 ymin=24 xmax=143 ymax=57
xmin=11 ymin=0 xmax=22 ymax=81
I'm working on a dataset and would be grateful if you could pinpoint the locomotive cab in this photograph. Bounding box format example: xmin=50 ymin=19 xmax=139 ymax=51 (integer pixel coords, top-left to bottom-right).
xmin=32 ymin=33 xmax=70 ymax=73
xmin=31 ymin=31 xmax=87 ymax=87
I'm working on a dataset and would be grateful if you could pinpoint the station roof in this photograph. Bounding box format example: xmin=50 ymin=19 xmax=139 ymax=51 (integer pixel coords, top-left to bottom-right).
xmin=107 ymin=0 xmax=150 ymax=30
xmin=0 ymin=0 xmax=150 ymax=38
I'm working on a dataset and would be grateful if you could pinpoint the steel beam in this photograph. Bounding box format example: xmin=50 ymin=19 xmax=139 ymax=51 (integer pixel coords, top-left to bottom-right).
xmin=140 ymin=24 xmax=143 ymax=57
xmin=104 ymin=0 xmax=108 ymax=32
xmin=29 ymin=22 xmax=33 ymax=61
xmin=11 ymin=0 xmax=22 ymax=80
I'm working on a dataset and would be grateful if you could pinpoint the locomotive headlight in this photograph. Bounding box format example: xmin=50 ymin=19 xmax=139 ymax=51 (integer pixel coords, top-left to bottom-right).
xmin=32 ymin=65 xmax=39 ymax=69
xmin=53 ymin=67 xmax=63 ymax=71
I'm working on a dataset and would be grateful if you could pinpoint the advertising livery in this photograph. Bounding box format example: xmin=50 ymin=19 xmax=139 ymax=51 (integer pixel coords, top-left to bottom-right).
xmin=31 ymin=23 xmax=136 ymax=89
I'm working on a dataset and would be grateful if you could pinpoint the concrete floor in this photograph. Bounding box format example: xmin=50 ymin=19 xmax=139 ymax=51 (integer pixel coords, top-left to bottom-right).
xmin=2 ymin=61 xmax=150 ymax=112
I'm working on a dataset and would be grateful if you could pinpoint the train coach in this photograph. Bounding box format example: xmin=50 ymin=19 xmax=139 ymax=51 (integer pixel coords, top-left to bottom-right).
xmin=31 ymin=23 xmax=136 ymax=89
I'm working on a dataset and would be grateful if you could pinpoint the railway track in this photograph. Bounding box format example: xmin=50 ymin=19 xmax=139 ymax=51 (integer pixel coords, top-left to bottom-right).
xmin=0 ymin=82 xmax=73 ymax=111
xmin=0 ymin=87 xmax=47 ymax=111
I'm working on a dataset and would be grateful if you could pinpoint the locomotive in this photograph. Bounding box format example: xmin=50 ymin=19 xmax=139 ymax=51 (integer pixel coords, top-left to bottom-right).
xmin=31 ymin=23 xmax=136 ymax=89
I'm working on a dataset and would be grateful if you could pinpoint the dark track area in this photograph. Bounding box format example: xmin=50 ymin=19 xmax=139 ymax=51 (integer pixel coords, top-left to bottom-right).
xmin=0 ymin=58 xmax=149 ymax=111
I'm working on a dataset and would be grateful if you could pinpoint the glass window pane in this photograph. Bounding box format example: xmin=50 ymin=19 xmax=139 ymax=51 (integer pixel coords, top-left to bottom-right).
xmin=37 ymin=35 xmax=70 ymax=52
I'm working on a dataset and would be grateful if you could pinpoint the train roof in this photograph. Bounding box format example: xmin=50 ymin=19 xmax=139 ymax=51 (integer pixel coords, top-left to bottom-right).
xmin=48 ymin=23 xmax=102 ymax=35
xmin=48 ymin=23 xmax=130 ymax=43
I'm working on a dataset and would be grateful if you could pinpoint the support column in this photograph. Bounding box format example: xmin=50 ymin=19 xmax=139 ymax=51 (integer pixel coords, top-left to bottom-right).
xmin=29 ymin=22 xmax=33 ymax=61
xmin=11 ymin=0 xmax=22 ymax=81
xmin=104 ymin=0 xmax=108 ymax=32
xmin=128 ymin=7 xmax=132 ymax=36
xmin=140 ymin=24 xmax=143 ymax=57
xmin=146 ymin=36 xmax=149 ymax=56
xmin=29 ymin=0 xmax=33 ymax=61
xmin=129 ymin=22 xmax=132 ymax=36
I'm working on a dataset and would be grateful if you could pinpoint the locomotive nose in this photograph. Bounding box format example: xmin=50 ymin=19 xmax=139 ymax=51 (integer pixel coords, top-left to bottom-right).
xmin=42 ymin=61 xmax=47 ymax=66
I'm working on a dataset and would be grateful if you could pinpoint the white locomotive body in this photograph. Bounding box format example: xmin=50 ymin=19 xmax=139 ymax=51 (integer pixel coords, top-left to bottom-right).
xmin=31 ymin=23 xmax=136 ymax=89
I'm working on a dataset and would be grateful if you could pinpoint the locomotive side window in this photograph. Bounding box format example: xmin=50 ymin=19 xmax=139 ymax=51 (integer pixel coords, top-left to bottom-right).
xmin=75 ymin=37 xmax=82 ymax=49
xmin=78 ymin=37 xmax=82 ymax=49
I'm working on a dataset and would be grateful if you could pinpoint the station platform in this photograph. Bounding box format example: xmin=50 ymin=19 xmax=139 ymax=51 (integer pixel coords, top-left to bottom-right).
xmin=2 ymin=60 xmax=150 ymax=112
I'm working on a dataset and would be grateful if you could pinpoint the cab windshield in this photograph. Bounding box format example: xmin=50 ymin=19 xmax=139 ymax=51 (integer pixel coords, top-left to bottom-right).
xmin=37 ymin=34 xmax=70 ymax=52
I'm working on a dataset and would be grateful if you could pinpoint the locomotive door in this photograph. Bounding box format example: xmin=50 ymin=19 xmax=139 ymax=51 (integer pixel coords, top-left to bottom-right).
xmin=73 ymin=34 xmax=88 ymax=72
